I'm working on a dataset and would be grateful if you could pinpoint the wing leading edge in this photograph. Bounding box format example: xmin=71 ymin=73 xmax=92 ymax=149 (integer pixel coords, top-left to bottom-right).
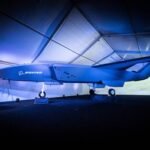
xmin=93 ymin=56 xmax=150 ymax=70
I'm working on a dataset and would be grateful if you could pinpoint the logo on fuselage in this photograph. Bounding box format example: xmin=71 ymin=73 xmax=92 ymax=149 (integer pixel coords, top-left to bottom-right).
xmin=18 ymin=71 xmax=43 ymax=76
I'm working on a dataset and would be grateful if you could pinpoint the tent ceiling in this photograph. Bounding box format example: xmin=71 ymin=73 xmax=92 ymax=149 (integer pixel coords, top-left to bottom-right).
xmin=0 ymin=0 xmax=150 ymax=71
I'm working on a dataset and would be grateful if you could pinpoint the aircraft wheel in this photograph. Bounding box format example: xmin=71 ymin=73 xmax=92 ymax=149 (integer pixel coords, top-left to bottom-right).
xmin=108 ymin=88 xmax=116 ymax=96
xmin=89 ymin=89 xmax=95 ymax=95
xmin=39 ymin=91 xmax=46 ymax=98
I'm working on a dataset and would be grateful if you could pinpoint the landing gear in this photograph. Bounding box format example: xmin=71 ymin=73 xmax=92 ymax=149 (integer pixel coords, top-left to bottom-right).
xmin=38 ymin=83 xmax=46 ymax=98
xmin=39 ymin=91 xmax=46 ymax=98
xmin=89 ymin=89 xmax=95 ymax=95
xmin=108 ymin=88 xmax=116 ymax=96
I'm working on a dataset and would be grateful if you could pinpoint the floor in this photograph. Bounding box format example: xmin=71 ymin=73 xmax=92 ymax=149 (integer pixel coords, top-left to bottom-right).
xmin=0 ymin=95 xmax=150 ymax=143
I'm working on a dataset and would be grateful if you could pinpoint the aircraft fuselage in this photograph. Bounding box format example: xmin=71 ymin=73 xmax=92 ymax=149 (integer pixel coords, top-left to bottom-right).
xmin=0 ymin=64 xmax=141 ymax=84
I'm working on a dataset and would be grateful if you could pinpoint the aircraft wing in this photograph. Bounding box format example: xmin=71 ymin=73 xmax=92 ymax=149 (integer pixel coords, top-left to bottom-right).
xmin=93 ymin=56 xmax=150 ymax=70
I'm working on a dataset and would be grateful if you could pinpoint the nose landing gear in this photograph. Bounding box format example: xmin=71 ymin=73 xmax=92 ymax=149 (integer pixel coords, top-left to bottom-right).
xmin=38 ymin=83 xmax=46 ymax=98
xmin=39 ymin=91 xmax=46 ymax=98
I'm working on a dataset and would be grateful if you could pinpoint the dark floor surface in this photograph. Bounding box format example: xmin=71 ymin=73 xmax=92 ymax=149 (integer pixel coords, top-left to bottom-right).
xmin=0 ymin=95 xmax=150 ymax=143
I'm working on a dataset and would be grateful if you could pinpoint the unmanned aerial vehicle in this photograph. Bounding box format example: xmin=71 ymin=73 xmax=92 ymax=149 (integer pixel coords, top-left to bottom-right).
xmin=0 ymin=56 xmax=150 ymax=98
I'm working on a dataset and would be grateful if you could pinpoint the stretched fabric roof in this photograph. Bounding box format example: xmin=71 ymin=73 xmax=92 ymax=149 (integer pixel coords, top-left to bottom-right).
xmin=0 ymin=0 xmax=150 ymax=69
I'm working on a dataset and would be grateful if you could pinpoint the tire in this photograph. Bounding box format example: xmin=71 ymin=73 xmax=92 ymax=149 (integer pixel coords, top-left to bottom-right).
xmin=89 ymin=89 xmax=95 ymax=95
xmin=108 ymin=88 xmax=116 ymax=96
xmin=39 ymin=91 xmax=46 ymax=98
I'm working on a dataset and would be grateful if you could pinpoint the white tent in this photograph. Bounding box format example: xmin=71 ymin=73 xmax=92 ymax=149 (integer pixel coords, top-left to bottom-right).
xmin=0 ymin=0 xmax=150 ymax=101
